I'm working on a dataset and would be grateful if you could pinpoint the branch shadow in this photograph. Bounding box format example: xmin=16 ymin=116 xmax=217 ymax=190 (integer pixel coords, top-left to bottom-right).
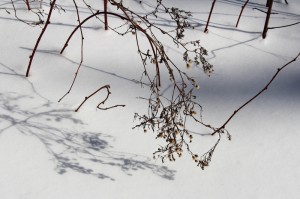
xmin=0 ymin=15 xmax=103 ymax=30
xmin=205 ymin=32 xmax=292 ymax=61
xmin=0 ymin=62 xmax=176 ymax=181
xmin=19 ymin=47 xmax=149 ymax=86
xmin=218 ymin=0 xmax=300 ymax=18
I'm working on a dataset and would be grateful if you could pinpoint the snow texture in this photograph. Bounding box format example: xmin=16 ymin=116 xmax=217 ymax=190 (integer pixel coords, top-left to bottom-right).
xmin=0 ymin=0 xmax=299 ymax=198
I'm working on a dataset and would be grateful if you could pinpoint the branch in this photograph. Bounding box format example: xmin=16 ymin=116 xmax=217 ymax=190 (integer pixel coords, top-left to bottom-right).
xmin=58 ymin=0 xmax=85 ymax=102
xmin=212 ymin=52 xmax=300 ymax=135
xmin=25 ymin=0 xmax=31 ymax=10
xmin=104 ymin=0 xmax=108 ymax=30
xmin=204 ymin=0 xmax=217 ymax=33
xmin=60 ymin=11 xmax=127 ymax=54
xmin=26 ymin=0 xmax=57 ymax=77
xmin=236 ymin=0 xmax=249 ymax=27
xmin=75 ymin=85 xmax=125 ymax=112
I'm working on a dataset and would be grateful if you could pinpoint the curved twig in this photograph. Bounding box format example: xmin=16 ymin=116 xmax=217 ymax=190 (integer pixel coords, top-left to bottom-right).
xmin=60 ymin=11 xmax=127 ymax=54
xmin=75 ymin=85 xmax=125 ymax=112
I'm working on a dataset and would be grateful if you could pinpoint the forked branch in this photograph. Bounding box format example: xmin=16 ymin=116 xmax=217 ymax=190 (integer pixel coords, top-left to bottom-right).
xmin=75 ymin=85 xmax=125 ymax=112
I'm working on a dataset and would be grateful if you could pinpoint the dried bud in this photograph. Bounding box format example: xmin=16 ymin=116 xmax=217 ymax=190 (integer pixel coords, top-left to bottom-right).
xmin=186 ymin=62 xmax=191 ymax=69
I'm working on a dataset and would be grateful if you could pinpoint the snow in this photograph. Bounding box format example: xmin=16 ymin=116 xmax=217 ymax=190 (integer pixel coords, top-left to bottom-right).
xmin=0 ymin=0 xmax=299 ymax=198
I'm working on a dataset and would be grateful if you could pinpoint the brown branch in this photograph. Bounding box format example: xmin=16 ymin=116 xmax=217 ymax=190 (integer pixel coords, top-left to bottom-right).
xmin=25 ymin=0 xmax=31 ymax=10
xmin=60 ymin=7 xmax=162 ymax=87
xmin=60 ymin=11 xmax=127 ymax=54
xmin=236 ymin=0 xmax=249 ymax=27
xmin=75 ymin=85 xmax=125 ymax=112
xmin=212 ymin=52 xmax=300 ymax=135
xmin=146 ymin=34 xmax=161 ymax=87
xmin=262 ymin=0 xmax=273 ymax=39
xmin=104 ymin=0 xmax=108 ymax=30
xmin=58 ymin=6 xmax=163 ymax=106
xmin=97 ymin=89 xmax=126 ymax=110
xmin=204 ymin=0 xmax=216 ymax=33
xmin=26 ymin=0 xmax=57 ymax=77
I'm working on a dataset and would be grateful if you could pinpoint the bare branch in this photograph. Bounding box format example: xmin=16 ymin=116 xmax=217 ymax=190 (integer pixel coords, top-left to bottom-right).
xmin=212 ymin=52 xmax=300 ymax=135
xmin=60 ymin=11 xmax=127 ymax=54
xmin=58 ymin=0 xmax=85 ymax=102
xmin=75 ymin=85 xmax=125 ymax=112
xmin=236 ymin=0 xmax=249 ymax=27
xmin=26 ymin=0 xmax=57 ymax=77
xmin=25 ymin=0 xmax=31 ymax=10
xmin=204 ymin=0 xmax=217 ymax=33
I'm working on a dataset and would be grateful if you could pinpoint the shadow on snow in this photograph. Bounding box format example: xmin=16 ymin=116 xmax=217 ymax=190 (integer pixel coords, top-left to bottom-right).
xmin=0 ymin=62 xmax=176 ymax=181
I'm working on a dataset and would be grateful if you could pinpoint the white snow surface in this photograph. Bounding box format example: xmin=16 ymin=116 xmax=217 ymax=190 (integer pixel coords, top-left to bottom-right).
xmin=0 ymin=0 xmax=300 ymax=198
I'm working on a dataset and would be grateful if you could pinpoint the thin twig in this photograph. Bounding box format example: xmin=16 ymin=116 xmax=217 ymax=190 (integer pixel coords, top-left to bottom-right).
xmin=58 ymin=0 xmax=85 ymax=102
xmin=60 ymin=11 xmax=126 ymax=54
xmin=75 ymin=85 xmax=125 ymax=112
xmin=212 ymin=53 xmax=300 ymax=135
xmin=236 ymin=0 xmax=249 ymax=27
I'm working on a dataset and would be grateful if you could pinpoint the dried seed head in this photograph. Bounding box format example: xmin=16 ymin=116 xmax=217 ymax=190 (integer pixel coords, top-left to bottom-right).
xmin=186 ymin=62 xmax=191 ymax=69
xmin=151 ymin=59 xmax=157 ymax=64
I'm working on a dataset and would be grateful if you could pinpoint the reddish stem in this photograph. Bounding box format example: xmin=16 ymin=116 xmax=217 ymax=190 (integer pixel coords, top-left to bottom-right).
xmin=26 ymin=0 xmax=56 ymax=77
xmin=25 ymin=0 xmax=31 ymax=10
xmin=104 ymin=0 xmax=108 ymax=30
xmin=236 ymin=0 xmax=249 ymax=27
xmin=204 ymin=0 xmax=216 ymax=33
xmin=60 ymin=11 xmax=126 ymax=54
xmin=75 ymin=85 xmax=125 ymax=112
xmin=262 ymin=0 xmax=273 ymax=39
